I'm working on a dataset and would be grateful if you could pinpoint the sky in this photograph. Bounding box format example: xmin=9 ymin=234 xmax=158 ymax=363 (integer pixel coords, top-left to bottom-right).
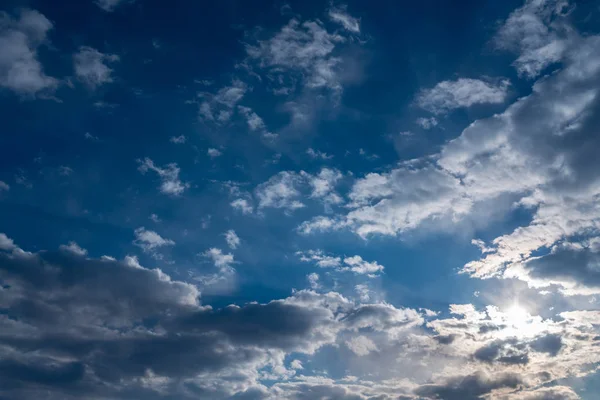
xmin=1 ymin=0 xmax=600 ymax=398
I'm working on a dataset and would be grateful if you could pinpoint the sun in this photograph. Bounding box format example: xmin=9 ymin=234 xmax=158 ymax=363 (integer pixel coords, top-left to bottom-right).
xmin=506 ymin=304 xmax=529 ymax=325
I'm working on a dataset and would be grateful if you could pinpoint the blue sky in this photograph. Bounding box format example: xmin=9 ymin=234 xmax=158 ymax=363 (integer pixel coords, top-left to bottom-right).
xmin=1 ymin=0 xmax=600 ymax=399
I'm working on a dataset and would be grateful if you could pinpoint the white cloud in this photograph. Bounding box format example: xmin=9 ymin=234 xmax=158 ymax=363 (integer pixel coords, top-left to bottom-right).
xmin=0 ymin=9 xmax=58 ymax=97
xmin=328 ymin=6 xmax=360 ymax=33
xmin=59 ymin=241 xmax=88 ymax=256
xmin=207 ymin=148 xmax=222 ymax=158
xmin=137 ymin=157 xmax=189 ymax=196
xmin=255 ymin=171 xmax=305 ymax=211
xmin=416 ymin=116 xmax=438 ymax=129
xmin=346 ymin=335 xmax=378 ymax=356
xmin=0 ymin=233 xmax=16 ymax=251
xmin=307 ymin=272 xmax=320 ymax=289
xmin=0 ymin=181 xmax=9 ymax=192
xmin=73 ymin=46 xmax=119 ymax=89
xmin=306 ymin=148 xmax=333 ymax=160
xmin=290 ymin=359 xmax=304 ymax=370
xmin=95 ymin=0 xmax=130 ymax=12
xmin=133 ymin=227 xmax=175 ymax=253
xmin=202 ymin=247 xmax=235 ymax=272
xmin=231 ymin=198 xmax=253 ymax=214
xmin=198 ymin=80 xmax=247 ymax=123
xmin=298 ymin=250 xmax=384 ymax=276
xmin=303 ymin=168 xmax=343 ymax=206
xmin=224 ymin=229 xmax=240 ymax=249
xmin=495 ymin=0 xmax=570 ymax=78
xmin=149 ymin=213 xmax=161 ymax=223
xmin=170 ymin=135 xmax=186 ymax=144
xmin=238 ymin=106 xmax=266 ymax=131
xmin=343 ymin=255 xmax=384 ymax=275
xmin=417 ymin=78 xmax=510 ymax=114
xmin=245 ymin=18 xmax=346 ymax=95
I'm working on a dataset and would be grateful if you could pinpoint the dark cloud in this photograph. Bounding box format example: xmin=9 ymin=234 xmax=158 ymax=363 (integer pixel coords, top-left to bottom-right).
xmin=0 ymin=245 xmax=339 ymax=399
xmin=415 ymin=372 xmax=522 ymax=400
xmin=473 ymin=339 xmax=530 ymax=365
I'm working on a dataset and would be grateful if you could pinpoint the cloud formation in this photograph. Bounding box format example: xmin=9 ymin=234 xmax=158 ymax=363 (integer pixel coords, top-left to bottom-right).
xmin=0 ymin=9 xmax=57 ymax=97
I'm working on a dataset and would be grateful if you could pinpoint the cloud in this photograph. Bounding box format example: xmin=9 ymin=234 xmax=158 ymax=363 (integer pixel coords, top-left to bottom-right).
xmin=170 ymin=135 xmax=186 ymax=144
xmin=202 ymin=248 xmax=235 ymax=271
xmin=342 ymin=255 xmax=384 ymax=275
xmin=1 ymin=237 xmax=598 ymax=399
xmin=415 ymin=372 xmax=522 ymax=400
xmin=254 ymin=169 xmax=344 ymax=213
xmin=494 ymin=0 xmax=571 ymax=78
xmin=303 ymin=168 xmax=343 ymax=206
xmin=345 ymin=335 xmax=378 ymax=356
xmin=328 ymin=6 xmax=360 ymax=33
xmin=0 ymin=181 xmax=9 ymax=191
xmin=0 ymin=232 xmax=16 ymax=251
xmin=255 ymin=171 xmax=305 ymax=211
xmin=238 ymin=106 xmax=266 ymax=131
xmin=416 ymin=78 xmax=510 ymax=114
xmin=207 ymin=148 xmax=222 ymax=158
xmin=299 ymin=7 xmax=600 ymax=298
xmin=59 ymin=241 xmax=88 ymax=256
xmin=0 ymin=9 xmax=58 ymax=97
xmin=415 ymin=117 xmax=438 ymax=129
xmin=224 ymin=230 xmax=240 ymax=249
xmin=307 ymin=272 xmax=320 ymax=289
xmin=95 ymin=0 xmax=131 ymax=12
xmin=306 ymin=148 xmax=333 ymax=160
xmin=73 ymin=46 xmax=119 ymax=89
xmin=133 ymin=227 xmax=175 ymax=255
xmin=245 ymin=17 xmax=347 ymax=96
xmin=198 ymin=80 xmax=248 ymax=123
xmin=137 ymin=157 xmax=189 ymax=196
xmin=231 ymin=198 xmax=254 ymax=214
xmin=298 ymin=250 xmax=384 ymax=276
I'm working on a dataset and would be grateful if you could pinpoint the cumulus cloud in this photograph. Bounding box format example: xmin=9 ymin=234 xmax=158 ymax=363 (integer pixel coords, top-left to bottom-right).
xmin=137 ymin=157 xmax=189 ymax=196
xmin=73 ymin=46 xmax=119 ymax=89
xmin=0 ymin=181 xmax=9 ymax=191
xmin=0 ymin=9 xmax=58 ymax=97
xmin=417 ymin=78 xmax=510 ymax=114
